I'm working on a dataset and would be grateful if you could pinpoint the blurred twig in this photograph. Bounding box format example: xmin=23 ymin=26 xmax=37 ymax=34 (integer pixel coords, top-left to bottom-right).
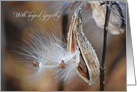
xmin=62 ymin=14 xmax=68 ymax=43
xmin=62 ymin=2 xmax=69 ymax=43
xmin=100 ymin=1 xmax=112 ymax=91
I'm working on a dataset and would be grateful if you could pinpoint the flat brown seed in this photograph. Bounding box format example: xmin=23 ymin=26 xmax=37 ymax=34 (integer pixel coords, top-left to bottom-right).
xmin=79 ymin=63 xmax=85 ymax=70
xmin=33 ymin=61 xmax=39 ymax=67
xmin=86 ymin=3 xmax=91 ymax=10
xmin=59 ymin=60 xmax=65 ymax=68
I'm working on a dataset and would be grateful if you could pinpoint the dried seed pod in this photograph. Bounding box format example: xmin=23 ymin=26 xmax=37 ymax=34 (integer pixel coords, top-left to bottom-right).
xmin=67 ymin=6 xmax=100 ymax=85
xmin=69 ymin=1 xmax=126 ymax=35
xmin=88 ymin=1 xmax=126 ymax=35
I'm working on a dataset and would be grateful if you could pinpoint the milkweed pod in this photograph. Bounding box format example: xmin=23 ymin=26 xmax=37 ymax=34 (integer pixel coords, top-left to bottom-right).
xmin=67 ymin=6 xmax=100 ymax=85
xmin=88 ymin=1 xmax=126 ymax=35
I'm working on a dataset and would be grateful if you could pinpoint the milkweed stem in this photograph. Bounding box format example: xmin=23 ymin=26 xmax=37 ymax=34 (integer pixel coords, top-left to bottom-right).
xmin=100 ymin=1 xmax=112 ymax=91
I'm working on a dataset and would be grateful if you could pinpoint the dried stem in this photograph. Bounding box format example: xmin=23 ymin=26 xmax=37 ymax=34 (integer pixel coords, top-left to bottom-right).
xmin=100 ymin=1 xmax=112 ymax=91
xmin=62 ymin=14 xmax=68 ymax=43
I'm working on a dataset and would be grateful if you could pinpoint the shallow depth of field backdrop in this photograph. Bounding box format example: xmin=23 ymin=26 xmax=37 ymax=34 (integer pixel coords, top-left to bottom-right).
xmin=1 ymin=1 xmax=126 ymax=91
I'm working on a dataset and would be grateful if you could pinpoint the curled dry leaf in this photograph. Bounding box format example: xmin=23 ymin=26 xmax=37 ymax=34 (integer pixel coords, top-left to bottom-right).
xmin=67 ymin=6 xmax=100 ymax=85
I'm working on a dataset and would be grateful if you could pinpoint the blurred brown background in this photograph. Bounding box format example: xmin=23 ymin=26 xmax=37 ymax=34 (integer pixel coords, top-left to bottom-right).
xmin=1 ymin=1 xmax=126 ymax=91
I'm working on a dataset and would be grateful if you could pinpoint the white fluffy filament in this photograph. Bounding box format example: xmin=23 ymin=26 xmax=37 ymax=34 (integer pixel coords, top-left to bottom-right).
xmin=16 ymin=31 xmax=80 ymax=82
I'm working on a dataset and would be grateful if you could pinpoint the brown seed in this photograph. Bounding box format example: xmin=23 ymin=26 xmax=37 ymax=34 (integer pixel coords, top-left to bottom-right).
xmin=59 ymin=60 xmax=65 ymax=68
xmin=78 ymin=63 xmax=85 ymax=70
xmin=33 ymin=61 xmax=39 ymax=67
xmin=86 ymin=3 xmax=91 ymax=10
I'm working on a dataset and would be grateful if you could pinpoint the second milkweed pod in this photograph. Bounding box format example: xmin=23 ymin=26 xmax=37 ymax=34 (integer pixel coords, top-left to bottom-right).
xmin=67 ymin=6 xmax=100 ymax=85
xmin=88 ymin=1 xmax=126 ymax=35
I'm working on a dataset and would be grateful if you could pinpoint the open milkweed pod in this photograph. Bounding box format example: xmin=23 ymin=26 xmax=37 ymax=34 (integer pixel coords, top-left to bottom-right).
xmin=67 ymin=6 xmax=100 ymax=85
xmin=88 ymin=1 xmax=126 ymax=35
